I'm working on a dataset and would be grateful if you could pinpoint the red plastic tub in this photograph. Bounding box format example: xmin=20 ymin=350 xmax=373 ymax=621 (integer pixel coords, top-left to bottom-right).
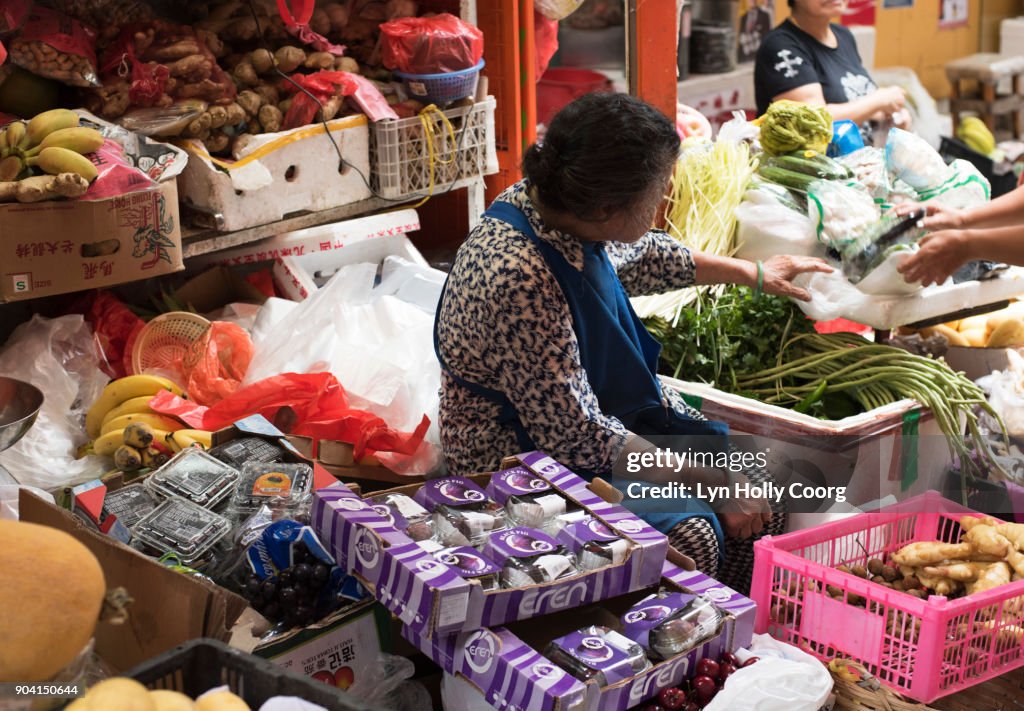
xmin=536 ymin=67 xmax=612 ymax=126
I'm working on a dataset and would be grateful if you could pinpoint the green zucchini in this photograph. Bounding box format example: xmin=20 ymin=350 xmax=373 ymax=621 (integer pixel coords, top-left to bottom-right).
xmin=757 ymin=165 xmax=817 ymax=192
xmin=766 ymin=152 xmax=854 ymax=181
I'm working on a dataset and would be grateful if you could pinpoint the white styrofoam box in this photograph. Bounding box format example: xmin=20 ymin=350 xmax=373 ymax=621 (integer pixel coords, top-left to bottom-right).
xmin=848 ymin=25 xmax=876 ymax=70
xmin=273 ymin=233 xmax=428 ymax=301
xmin=1000 ymin=17 xmax=1024 ymax=57
xmin=189 ymin=209 xmax=421 ymax=268
xmin=660 ymin=377 xmax=953 ymax=531
xmin=178 ymin=114 xmax=372 ymax=232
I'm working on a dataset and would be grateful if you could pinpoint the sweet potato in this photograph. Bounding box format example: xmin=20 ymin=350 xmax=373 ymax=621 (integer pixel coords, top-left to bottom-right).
xmin=274 ymin=46 xmax=305 ymax=73
xmin=250 ymin=48 xmax=274 ymax=75
xmin=258 ymin=104 xmax=283 ymax=133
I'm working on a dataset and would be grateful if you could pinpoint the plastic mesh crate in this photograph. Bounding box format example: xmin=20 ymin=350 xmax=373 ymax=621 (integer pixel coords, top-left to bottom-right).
xmin=750 ymin=492 xmax=1024 ymax=704
xmin=370 ymin=97 xmax=497 ymax=200
xmin=123 ymin=638 xmax=377 ymax=709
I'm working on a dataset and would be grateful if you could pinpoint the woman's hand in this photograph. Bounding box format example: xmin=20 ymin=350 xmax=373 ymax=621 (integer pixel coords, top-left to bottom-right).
xmin=759 ymin=255 xmax=834 ymax=301
xmin=894 ymin=201 xmax=966 ymax=231
xmin=872 ymin=86 xmax=907 ymax=116
xmin=712 ymin=473 xmax=773 ymax=540
xmin=897 ymin=230 xmax=972 ymax=286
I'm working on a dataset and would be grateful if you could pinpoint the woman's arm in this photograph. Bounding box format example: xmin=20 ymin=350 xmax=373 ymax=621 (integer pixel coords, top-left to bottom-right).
xmin=772 ymin=82 xmax=906 ymax=125
xmin=692 ymin=252 xmax=833 ymax=301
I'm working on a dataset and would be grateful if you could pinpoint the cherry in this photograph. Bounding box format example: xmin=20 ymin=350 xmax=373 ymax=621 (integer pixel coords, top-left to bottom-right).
xmin=658 ymin=687 xmax=687 ymax=710
xmin=719 ymin=651 xmax=739 ymax=667
xmin=695 ymin=658 xmax=720 ymax=679
xmin=741 ymin=656 xmax=760 ymax=667
xmin=692 ymin=675 xmax=716 ymax=702
xmin=681 ymin=703 xmax=700 ymax=711
xmin=718 ymin=662 xmax=737 ymax=681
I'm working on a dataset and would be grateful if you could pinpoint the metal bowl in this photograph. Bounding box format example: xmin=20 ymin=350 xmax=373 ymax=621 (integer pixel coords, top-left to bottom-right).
xmin=0 ymin=377 xmax=43 ymax=453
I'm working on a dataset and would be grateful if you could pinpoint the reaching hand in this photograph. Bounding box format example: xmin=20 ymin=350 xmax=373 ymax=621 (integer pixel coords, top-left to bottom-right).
xmin=759 ymin=255 xmax=834 ymax=302
xmin=874 ymin=86 xmax=907 ymax=116
xmin=894 ymin=201 xmax=965 ymax=231
xmin=712 ymin=473 xmax=773 ymax=540
xmin=897 ymin=230 xmax=971 ymax=287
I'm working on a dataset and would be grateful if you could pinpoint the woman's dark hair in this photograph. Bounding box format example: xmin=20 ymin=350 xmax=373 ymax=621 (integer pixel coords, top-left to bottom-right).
xmin=522 ymin=92 xmax=679 ymax=221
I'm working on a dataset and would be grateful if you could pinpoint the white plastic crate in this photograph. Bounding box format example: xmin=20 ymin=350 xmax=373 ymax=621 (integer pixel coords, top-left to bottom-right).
xmin=370 ymin=97 xmax=498 ymax=200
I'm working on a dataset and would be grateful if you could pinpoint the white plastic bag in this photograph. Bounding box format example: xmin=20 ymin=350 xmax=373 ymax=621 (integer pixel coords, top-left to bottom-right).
xmin=806 ymin=180 xmax=880 ymax=250
xmin=345 ymin=654 xmax=433 ymax=711
xmin=735 ymin=201 xmax=822 ymax=262
xmin=705 ymin=635 xmax=833 ymax=711
xmin=245 ymin=258 xmax=443 ymax=475
xmin=838 ymin=147 xmax=889 ymax=200
xmin=919 ymin=159 xmax=991 ymax=210
xmin=855 ymin=245 xmax=925 ymax=296
xmin=885 ymin=128 xmax=949 ymax=192
xmin=535 ymin=0 xmax=585 ymax=20
xmin=0 ymin=315 xmax=109 ymax=491
xmin=978 ymin=350 xmax=1024 ymax=439
xmin=793 ymin=269 xmax=873 ymax=322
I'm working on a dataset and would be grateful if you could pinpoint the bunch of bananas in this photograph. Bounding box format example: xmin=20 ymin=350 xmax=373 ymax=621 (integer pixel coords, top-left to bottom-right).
xmin=83 ymin=374 xmax=213 ymax=472
xmin=957 ymin=116 xmax=996 ymax=157
xmin=0 ymin=108 xmax=105 ymax=183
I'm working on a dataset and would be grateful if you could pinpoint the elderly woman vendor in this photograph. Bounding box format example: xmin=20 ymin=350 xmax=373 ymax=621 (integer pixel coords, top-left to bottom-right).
xmin=434 ymin=93 xmax=831 ymax=591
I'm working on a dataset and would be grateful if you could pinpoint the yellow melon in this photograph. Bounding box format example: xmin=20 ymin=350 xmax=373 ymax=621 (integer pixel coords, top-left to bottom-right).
xmin=196 ymin=691 xmax=250 ymax=711
xmin=986 ymin=319 xmax=1024 ymax=348
xmin=921 ymin=324 xmax=968 ymax=346
xmin=84 ymin=679 xmax=155 ymax=711
xmin=960 ymin=328 xmax=988 ymax=347
xmin=149 ymin=689 xmax=196 ymax=711
xmin=958 ymin=315 xmax=990 ymax=333
xmin=0 ymin=520 xmax=106 ymax=682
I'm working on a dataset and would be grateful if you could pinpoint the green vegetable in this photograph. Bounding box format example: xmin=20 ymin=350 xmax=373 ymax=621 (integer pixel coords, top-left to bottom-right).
xmin=757 ymin=100 xmax=833 ymax=156
xmin=765 ymin=152 xmax=853 ymax=181
xmin=757 ymin=165 xmax=817 ymax=192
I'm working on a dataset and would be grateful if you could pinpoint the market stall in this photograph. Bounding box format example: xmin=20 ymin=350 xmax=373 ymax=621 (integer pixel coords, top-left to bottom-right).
xmin=1 ymin=0 xmax=1024 ymax=709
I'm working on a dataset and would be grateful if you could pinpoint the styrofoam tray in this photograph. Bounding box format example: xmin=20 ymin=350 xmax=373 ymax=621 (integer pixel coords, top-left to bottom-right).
xmin=806 ymin=267 xmax=1024 ymax=330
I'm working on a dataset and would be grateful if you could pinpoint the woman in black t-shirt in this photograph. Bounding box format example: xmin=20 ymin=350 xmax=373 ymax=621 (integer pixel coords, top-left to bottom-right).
xmin=754 ymin=0 xmax=909 ymax=140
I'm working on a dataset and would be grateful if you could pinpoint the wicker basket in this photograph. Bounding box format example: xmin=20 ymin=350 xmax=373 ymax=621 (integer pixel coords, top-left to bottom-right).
xmin=831 ymin=660 xmax=938 ymax=711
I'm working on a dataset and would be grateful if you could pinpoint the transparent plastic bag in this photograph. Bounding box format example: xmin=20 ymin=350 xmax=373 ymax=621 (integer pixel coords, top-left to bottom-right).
xmin=9 ymin=6 xmax=99 ymax=87
xmin=806 ymin=180 xmax=879 ymax=250
xmin=0 ymin=315 xmax=109 ymax=491
xmin=182 ymin=321 xmax=254 ymax=407
xmin=919 ymin=159 xmax=991 ymax=211
xmin=871 ymin=67 xmax=944 ymax=150
xmin=734 ymin=201 xmax=821 ymax=263
xmin=346 ymin=655 xmax=432 ymax=711
xmin=838 ymin=147 xmax=889 ymax=200
xmin=0 ymin=484 xmax=52 ymax=520
xmin=117 ymin=100 xmax=208 ymax=137
xmin=885 ymin=127 xmax=948 ymax=192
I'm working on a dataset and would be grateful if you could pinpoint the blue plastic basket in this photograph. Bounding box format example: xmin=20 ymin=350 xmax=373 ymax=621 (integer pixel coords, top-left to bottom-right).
xmin=394 ymin=59 xmax=485 ymax=106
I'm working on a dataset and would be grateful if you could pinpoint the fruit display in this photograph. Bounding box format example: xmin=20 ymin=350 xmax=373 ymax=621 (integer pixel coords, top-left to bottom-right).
xmin=957 ymin=116 xmax=997 ymax=158
xmin=906 ymin=301 xmax=1024 ymax=348
xmin=85 ymin=373 xmax=185 ymax=439
xmin=0 ymin=520 xmax=106 ymax=682
xmin=68 ymin=677 xmax=253 ymax=711
xmin=0 ymin=108 xmax=105 ymax=202
xmin=241 ymin=546 xmax=335 ymax=627
xmin=637 ymin=651 xmax=759 ymax=710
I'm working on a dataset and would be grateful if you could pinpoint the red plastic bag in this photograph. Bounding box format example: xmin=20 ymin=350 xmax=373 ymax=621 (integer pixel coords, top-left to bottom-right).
xmin=78 ymin=138 xmax=157 ymax=200
xmin=9 ymin=6 xmax=99 ymax=87
xmin=181 ymin=322 xmax=254 ymax=407
xmin=274 ymin=0 xmax=346 ymax=55
xmin=379 ymin=14 xmax=483 ymax=74
xmin=534 ymin=12 xmax=558 ymax=78
xmin=281 ymin=70 xmax=358 ymax=130
xmin=85 ymin=290 xmax=145 ymax=379
xmin=149 ymin=372 xmax=430 ymax=463
xmin=0 ymin=0 xmax=31 ymax=34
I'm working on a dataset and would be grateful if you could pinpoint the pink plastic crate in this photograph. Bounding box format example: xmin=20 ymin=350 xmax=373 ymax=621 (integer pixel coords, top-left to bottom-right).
xmin=750 ymin=491 xmax=1024 ymax=703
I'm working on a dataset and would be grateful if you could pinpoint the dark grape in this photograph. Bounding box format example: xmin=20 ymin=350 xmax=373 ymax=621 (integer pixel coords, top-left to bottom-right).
xmin=293 ymin=547 xmax=311 ymax=564
xmin=260 ymin=579 xmax=278 ymax=601
xmin=294 ymin=581 xmax=310 ymax=598
xmin=312 ymin=564 xmax=330 ymax=584
xmin=245 ymin=575 xmax=262 ymax=596
xmin=278 ymin=586 xmax=298 ymax=606
xmin=296 ymin=604 xmax=315 ymax=625
xmin=263 ymin=603 xmax=281 ymax=621
xmin=278 ymin=569 xmax=295 ymax=586
xmin=294 ymin=563 xmax=312 ymax=582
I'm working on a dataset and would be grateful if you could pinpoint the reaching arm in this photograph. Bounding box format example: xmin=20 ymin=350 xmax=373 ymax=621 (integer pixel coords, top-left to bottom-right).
xmin=960 ymin=186 xmax=1024 ymax=230
xmin=691 ymin=252 xmax=833 ymax=301
xmin=772 ymin=82 xmax=906 ymax=125
xmin=898 ymin=225 xmax=1024 ymax=286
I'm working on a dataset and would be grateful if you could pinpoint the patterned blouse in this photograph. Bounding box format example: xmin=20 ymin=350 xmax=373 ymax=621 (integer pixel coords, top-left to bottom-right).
xmin=436 ymin=180 xmax=705 ymax=476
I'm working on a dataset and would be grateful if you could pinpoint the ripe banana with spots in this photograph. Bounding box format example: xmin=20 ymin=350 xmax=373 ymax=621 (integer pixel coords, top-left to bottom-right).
xmin=166 ymin=429 xmax=213 ymax=452
xmin=92 ymin=427 xmax=172 ymax=457
xmin=100 ymin=413 xmax=184 ymax=437
xmin=28 ymin=147 xmax=98 ymax=182
xmin=85 ymin=374 xmax=185 ymax=439
xmin=0 ymin=156 xmax=23 ymax=182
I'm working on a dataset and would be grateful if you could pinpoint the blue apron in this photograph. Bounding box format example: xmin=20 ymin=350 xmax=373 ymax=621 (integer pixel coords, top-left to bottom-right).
xmin=435 ymin=200 xmax=727 ymax=546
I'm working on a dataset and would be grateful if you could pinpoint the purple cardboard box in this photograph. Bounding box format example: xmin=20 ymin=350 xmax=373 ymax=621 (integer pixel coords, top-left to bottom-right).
xmin=311 ymin=452 xmax=669 ymax=638
xmin=402 ymin=560 xmax=757 ymax=711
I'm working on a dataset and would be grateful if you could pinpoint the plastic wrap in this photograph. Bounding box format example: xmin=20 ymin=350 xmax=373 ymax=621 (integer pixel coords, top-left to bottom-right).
xmin=735 ymin=200 xmax=820 ymax=263
xmin=885 ymin=127 xmax=949 ymax=192
xmin=918 ymin=159 xmax=991 ymax=210
xmin=806 ymin=180 xmax=880 ymax=250
xmin=379 ymin=14 xmax=484 ymax=74
xmin=0 ymin=315 xmax=110 ymax=491
xmin=182 ymin=322 xmax=254 ymax=407
xmin=838 ymin=147 xmax=889 ymax=200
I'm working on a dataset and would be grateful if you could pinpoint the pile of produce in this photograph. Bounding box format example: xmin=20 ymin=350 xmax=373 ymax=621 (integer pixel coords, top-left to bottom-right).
xmin=903 ymin=302 xmax=1024 ymax=348
xmin=644 ymin=288 xmax=1007 ymax=479
xmin=0 ymin=108 xmax=104 ymax=202
xmin=68 ymin=678 xmax=251 ymax=711
xmin=754 ymin=100 xmax=832 ymax=156
xmin=636 ymin=651 xmax=759 ymax=711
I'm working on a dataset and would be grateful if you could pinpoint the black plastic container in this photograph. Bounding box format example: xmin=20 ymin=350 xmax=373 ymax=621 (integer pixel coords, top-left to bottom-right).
xmin=939 ymin=135 xmax=1017 ymax=198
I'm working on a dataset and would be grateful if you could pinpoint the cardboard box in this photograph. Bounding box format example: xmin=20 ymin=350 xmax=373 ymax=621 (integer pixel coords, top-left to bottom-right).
xmin=178 ymin=116 xmax=372 ymax=232
xmin=285 ymin=433 xmax=423 ymax=487
xmin=189 ymin=208 xmax=421 ymax=269
xmin=312 ymin=451 xmax=670 ymax=638
xmin=273 ymin=233 xmax=429 ymax=301
xmin=942 ymin=345 xmax=1023 ymax=382
xmin=0 ymin=180 xmax=183 ymax=303
xmin=17 ymin=490 xmax=248 ymax=672
xmin=227 ymin=599 xmax=392 ymax=689
xmin=403 ymin=560 xmax=756 ymax=711
xmin=173 ymin=265 xmax=268 ymax=314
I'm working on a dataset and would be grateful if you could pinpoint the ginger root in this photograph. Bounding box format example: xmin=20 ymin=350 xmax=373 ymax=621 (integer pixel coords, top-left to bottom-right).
xmin=921 ymin=562 xmax=989 ymax=582
xmin=996 ymin=523 xmax=1024 ymax=550
xmin=0 ymin=173 xmax=90 ymax=203
xmin=892 ymin=542 xmax=974 ymax=568
xmin=966 ymin=525 xmax=1012 ymax=559
xmin=967 ymin=562 xmax=1012 ymax=595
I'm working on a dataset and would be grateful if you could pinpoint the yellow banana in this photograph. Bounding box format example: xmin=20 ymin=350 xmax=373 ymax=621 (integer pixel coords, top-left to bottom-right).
xmin=25 ymin=109 xmax=79 ymax=148
xmin=85 ymin=374 xmax=185 ymax=439
xmin=166 ymin=429 xmax=213 ymax=452
xmin=94 ymin=428 xmax=171 ymax=457
xmin=25 ymin=126 xmax=105 ymax=158
xmin=5 ymin=121 xmax=26 ymax=152
xmin=28 ymin=147 xmax=98 ymax=182
xmin=99 ymin=395 xmax=158 ymax=429
xmin=100 ymin=412 xmax=184 ymax=436
xmin=0 ymin=155 xmax=22 ymax=181
xmin=958 ymin=116 xmax=995 ymax=155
